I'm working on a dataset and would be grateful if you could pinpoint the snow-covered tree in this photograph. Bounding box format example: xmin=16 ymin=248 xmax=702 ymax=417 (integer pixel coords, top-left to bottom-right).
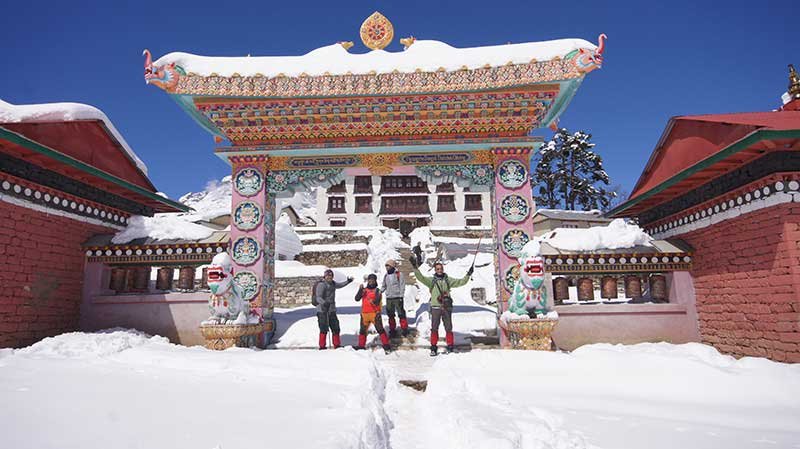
xmin=532 ymin=128 xmax=615 ymax=211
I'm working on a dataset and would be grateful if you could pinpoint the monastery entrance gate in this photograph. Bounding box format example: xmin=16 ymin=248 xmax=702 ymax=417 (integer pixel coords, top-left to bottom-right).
xmin=144 ymin=12 xmax=604 ymax=345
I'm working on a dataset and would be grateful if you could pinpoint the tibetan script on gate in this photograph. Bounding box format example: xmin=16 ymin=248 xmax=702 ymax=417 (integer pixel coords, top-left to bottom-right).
xmin=400 ymin=153 xmax=473 ymax=165
xmin=286 ymin=156 xmax=359 ymax=168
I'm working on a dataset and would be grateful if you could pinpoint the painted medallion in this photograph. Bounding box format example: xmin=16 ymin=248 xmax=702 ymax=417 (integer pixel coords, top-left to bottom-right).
xmin=502 ymin=229 xmax=530 ymax=258
xmin=504 ymin=263 xmax=520 ymax=293
xmin=233 ymin=271 xmax=260 ymax=301
xmin=500 ymin=194 xmax=530 ymax=223
xmin=234 ymin=168 xmax=263 ymax=197
xmin=232 ymin=236 xmax=260 ymax=266
xmin=233 ymin=201 xmax=262 ymax=231
xmin=498 ymin=160 xmax=528 ymax=189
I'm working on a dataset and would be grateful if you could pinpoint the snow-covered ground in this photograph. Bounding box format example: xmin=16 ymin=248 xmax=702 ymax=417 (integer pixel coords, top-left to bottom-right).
xmin=271 ymin=249 xmax=498 ymax=349
xmin=2 ymin=331 xmax=798 ymax=449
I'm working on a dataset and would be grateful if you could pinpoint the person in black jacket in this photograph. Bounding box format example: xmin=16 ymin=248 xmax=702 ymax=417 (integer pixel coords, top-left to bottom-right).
xmin=312 ymin=269 xmax=353 ymax=350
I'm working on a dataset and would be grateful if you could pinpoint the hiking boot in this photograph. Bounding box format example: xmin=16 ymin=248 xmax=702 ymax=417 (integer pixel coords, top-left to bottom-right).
xmin=429 ymin=345 xmax=438 ymax=357
xmin=402 ymin=328 xmax=410 ymax=337
xmin=383 ymin=344 xmax=392 ymax=354
xmin=389 ymin=329 xmax=399 ymax=339
xmin=352 ymin=345 xmax=365 ymax=351
xmin=444 ymin=345 xmax=455 ymax=354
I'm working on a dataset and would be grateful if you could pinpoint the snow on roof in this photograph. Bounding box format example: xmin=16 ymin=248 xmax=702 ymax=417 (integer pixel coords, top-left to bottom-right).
xmin=537 ymin=218 xmax=653 ymax=252
xmin=153 ymin=38 xmax=596 ymax=78
xmin=0 ymin=99 xmax=149 ymax=175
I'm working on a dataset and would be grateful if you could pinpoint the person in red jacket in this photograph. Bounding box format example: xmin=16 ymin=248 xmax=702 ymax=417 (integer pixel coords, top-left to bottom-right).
xmin=354 ymin=273 xmax=391 ymax=353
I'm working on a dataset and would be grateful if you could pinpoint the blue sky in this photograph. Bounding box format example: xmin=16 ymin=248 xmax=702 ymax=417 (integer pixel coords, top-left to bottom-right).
xmin=1 ymin=0 xmax=796 ymax=200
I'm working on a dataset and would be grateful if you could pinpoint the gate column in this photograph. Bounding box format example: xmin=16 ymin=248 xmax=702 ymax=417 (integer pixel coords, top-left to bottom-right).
xmin=491 ymin=147 xmax=536 ymax=326
xmin=228 ymin=155 xmax=276 ymax=347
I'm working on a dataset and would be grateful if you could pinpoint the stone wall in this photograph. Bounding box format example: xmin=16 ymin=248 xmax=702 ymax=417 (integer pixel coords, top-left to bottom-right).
xmin=0 ymin=199 xmax=114 ymax=348
xmin=273 ymin=276 xmax=319 ymax=308
xmin=296 ymin=250 xmax=368 ymax=267
xmin=296 ymin=229 xmax=370 ymax=245
xmin=432 ymin=228 xmax=492 ymax=239
xmin=681 ymin=202 xmax=800 ymax=363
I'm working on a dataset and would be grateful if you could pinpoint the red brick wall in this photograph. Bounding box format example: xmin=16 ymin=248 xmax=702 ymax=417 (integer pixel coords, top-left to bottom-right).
xmin=0 ymin=200 xmax=113 ymax=348
xmin=683 ymin=203 xmax=800 ymax=363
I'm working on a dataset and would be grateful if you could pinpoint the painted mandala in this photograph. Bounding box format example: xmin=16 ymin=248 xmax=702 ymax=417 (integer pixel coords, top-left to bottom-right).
xmin=232 ymin=236 xmax=260 ymax=265
xmin=234 ymin=168 xmax=263 ymax=197
xmin=234 ymin=271 xmax=260 ymax=301
xmin=500 ymin=194 xmax=530 ymax=223
xmin=498 ymin=160 xmax=528 ymax=189
xmin=504 ymin=263 xmax=520 ymax=293
xmin=233 ymin=201 xmax=262 ymax=231
xmin=502 ymin=229 xmax=530 ymax=258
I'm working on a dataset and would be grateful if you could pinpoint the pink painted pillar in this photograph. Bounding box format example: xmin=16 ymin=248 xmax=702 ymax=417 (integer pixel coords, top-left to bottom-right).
xmin=492 ymin=147 xmax=536 ymax=345
xmin=229 ymin=155 xmax=275 ymax=346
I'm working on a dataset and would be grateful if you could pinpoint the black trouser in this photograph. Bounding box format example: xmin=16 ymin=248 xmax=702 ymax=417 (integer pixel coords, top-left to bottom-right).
xmin=430 ymin=307 xmax=453 ymax=333
xmin=385 ymin=297 xmax=406 ymax=320
xmin=317 ymin=310 xmax=341 ymax=334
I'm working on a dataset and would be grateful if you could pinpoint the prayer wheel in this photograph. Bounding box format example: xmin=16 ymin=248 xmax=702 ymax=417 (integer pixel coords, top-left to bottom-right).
xmin=178 ymin=266 xmax=196 ymax=291
xmin=553 ymin=277 xmax=569 ymax=303
xmin=601 ymin=276 xmax=618 ymax=299
xmin=577 ymin=277 xmax=594 ymax=301
xmin=201 ymin=267 xmax=209 ymax=289
xmin=156 ymin=267 xmax=174 ymax=291
xmin=131 ymin=267 xmax=150 ymax=292
xmin=624 ymin=275 xmax=642 ymax=299
xmin=650 ymin=274 xmax=668 ymax=302
xmin=109 ymin=268 xmax=127 ymax=293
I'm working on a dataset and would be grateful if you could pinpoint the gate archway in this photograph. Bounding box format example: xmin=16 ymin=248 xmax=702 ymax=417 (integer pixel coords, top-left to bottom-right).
xmin=143 ymin=13 xmax=605 ymax=344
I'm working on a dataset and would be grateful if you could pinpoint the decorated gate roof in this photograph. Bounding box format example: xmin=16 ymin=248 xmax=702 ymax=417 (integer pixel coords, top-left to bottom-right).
xmin=143 ymin=12 xmax=605 ymax=150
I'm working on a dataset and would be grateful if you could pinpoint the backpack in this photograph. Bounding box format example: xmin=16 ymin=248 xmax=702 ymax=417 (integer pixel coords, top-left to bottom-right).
xmin=311 ymin=281 xmax=322 ymax=306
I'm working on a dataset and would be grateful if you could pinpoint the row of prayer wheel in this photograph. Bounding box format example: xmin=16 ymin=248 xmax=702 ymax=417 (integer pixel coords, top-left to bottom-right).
xmin=552 ymin=274 xmax=668 ymax=301
xmin=109 ymin=266 xmax=209 ymax=293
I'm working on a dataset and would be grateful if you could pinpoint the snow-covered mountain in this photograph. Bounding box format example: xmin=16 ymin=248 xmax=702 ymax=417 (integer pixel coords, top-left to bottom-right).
xmin=113 ymin=177 xmax=312 ymax=258
xmin=179 ymin=176 xmax=317 ymax=225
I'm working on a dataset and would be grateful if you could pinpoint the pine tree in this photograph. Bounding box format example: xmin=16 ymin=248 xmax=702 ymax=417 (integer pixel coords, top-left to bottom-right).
xmin=531 ymin=128 xmax=616 ymax=211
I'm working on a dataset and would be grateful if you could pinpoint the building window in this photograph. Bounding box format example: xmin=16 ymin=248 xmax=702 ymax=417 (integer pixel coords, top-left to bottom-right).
xmin=436 ymin=182 xmax=455 ymax=193
xmin=466 ymin=217 xmax=482 ymax=226
xmin=437 ymin=195 xmax=456 ymax=212
xmin=327 ymin=197 xmax=345 ymax=213
xmin=354 ymin=176 xmax=373 ymax=194
xmin=379 ymin=196 xmax=431 ymax=215
xmin=330 ymin=219 xmax=346 ymax=227
xmin=327 ymin=181 xmax=346 ymax=194
xmin=380 ymin=176 xmax=429 ymax=194
xmin=355 ymin=196 xmax=373 ymax=213
xmin=465 ymin=194 xmax=483 ymax=211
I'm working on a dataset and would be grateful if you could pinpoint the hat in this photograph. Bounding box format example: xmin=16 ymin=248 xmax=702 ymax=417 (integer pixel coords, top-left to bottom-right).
xmin=385 ymin=260 xmax=396 ymax=268
xmin=366 ymin=273 xmax=377 ymax=281
xmin=323 ymin=269 xmax=334 ymax=277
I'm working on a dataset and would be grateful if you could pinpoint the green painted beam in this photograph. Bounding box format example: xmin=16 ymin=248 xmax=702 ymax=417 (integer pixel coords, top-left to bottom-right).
xmin=0 ymin=126 xmax=190 ymax=214
xmin=607 ymin=129 xmax=800 ymax=218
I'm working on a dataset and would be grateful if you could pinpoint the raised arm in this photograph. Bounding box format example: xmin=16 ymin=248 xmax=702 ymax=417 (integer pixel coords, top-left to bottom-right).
xmin=413 ymin=268 xmax=433 ymax=289
xmin=334 ymin=277 xmax=353 ymax=289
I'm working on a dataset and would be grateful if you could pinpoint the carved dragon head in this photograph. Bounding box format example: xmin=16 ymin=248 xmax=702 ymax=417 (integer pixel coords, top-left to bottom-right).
xmin=517 ymin=240 xmax=545 ymax=290
xmin=207 ymin=252 xmax=234 ymax=295
xmin=574 ymin=34 xmax=607 ymax=74
xmin=143 ymin=49 xmax=180 ymax=92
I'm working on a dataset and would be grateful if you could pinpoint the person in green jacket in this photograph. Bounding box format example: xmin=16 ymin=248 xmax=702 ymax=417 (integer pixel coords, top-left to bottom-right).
xmin=410 ymin=258 xmax=473 ymax=356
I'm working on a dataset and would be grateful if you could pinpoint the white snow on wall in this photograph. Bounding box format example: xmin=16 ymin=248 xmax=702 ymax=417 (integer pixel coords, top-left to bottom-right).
xmin=540 ymin=218 xmax=652 ymax=251
xmin=153 ymin=38 xmax=596 ymax=78
xmin=0 ymin=99 xmax=149 ymax=175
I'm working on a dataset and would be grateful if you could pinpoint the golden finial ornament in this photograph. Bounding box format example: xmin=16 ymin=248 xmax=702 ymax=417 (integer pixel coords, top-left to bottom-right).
xmin=400 ymin=36 xmax=416 ymax=50
xmin=360 ymin=11 xmax=394 ymax=51
xmin=338 ymin=41 xmax=354 ymax=51
xmin=788 ymin=64 xmax=800 ymax=100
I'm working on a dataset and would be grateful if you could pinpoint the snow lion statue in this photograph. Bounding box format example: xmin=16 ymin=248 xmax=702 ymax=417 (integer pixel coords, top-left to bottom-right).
xmin=202 ymin=252 xmax=259 ymax=325
xmin=507 ymin=240 xmax=549 ymax=317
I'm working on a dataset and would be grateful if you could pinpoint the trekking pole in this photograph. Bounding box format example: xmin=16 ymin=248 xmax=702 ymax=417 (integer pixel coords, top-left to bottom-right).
xmin=469 ymin=236 xmax=483 ymax=273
